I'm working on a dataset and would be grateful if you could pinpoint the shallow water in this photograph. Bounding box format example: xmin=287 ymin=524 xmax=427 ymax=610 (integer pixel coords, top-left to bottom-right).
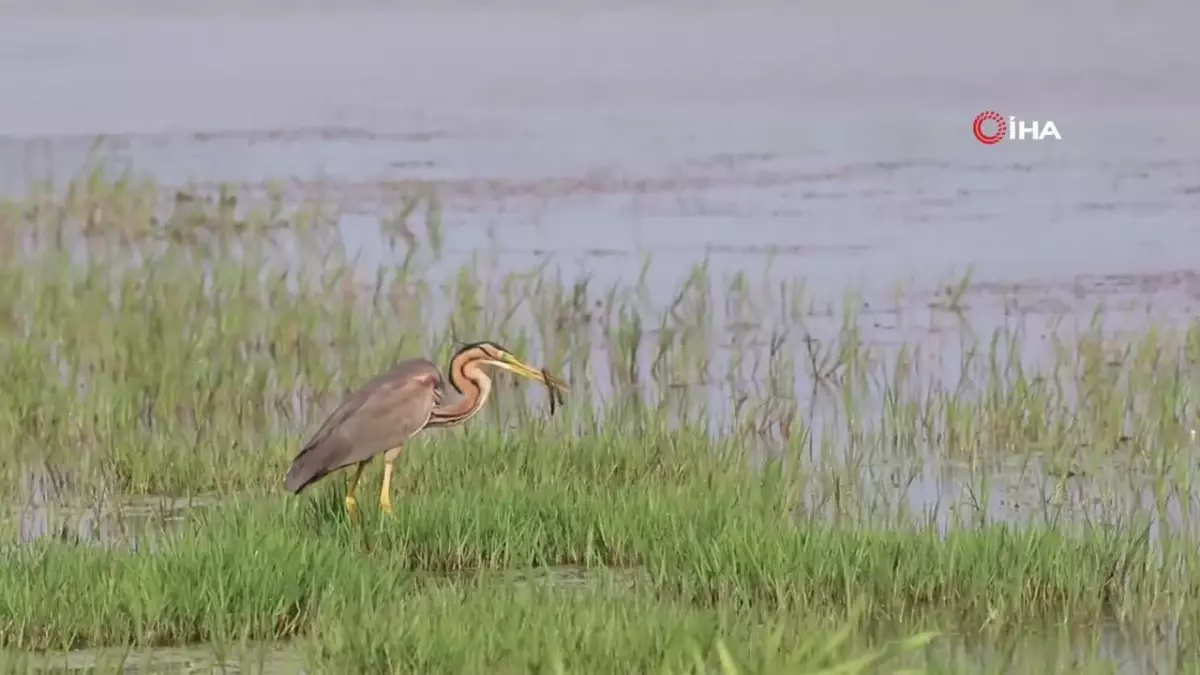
xmin=18 ymin=642 xmax=303 ymax=674
xmin=11 ymin=462 xmax=216 ymax=549
xmin=1 ymin=2 xmax=1198 ymax=670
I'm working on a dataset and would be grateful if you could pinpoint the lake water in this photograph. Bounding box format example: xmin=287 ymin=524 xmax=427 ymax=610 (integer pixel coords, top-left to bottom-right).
xmin=2 ymin=0 xmax=1198 ymax=307
xmin=1 ymin=2 xmax=1198 ymax=671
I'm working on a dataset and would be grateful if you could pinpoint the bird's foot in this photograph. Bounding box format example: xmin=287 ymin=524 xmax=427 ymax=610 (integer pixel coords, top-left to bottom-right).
xmin=380 ymin=498 xmax=394 ymax=515
xmin=345 ymin=495 xmax=360 ymax=519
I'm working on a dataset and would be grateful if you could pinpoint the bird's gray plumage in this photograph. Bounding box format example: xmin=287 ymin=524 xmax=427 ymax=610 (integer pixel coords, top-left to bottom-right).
xmin=283 ymin=358 xmax=443 ymax=494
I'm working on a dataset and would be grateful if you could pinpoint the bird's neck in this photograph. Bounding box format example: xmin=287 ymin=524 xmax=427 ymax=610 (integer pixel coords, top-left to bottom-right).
xmin=430 ymin=363 xmax=490 ymax=426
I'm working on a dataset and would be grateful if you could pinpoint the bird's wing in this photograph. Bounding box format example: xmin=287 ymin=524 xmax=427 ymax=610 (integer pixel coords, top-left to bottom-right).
xmin=334 ymin=362 xmax=442 ymax=460
xmin=284 ymin=358 xmax=441 ymax=492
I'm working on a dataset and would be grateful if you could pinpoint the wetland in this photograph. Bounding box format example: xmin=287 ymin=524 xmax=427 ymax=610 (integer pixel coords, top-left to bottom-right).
xmin=3 ymin=166 xmax=1199 ymax=673
xmin=3 ymin=1 xmax=1200 ymax=673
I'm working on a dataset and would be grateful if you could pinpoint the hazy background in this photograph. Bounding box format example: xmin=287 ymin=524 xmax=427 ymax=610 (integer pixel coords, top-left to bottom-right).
xmin=1 ymin=0 xmax=1197 ymax=305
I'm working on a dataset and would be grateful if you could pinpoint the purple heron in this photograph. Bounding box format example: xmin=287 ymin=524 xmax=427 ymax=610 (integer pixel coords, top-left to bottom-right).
xmin=283 ymin=341 xmax=568 ymax=518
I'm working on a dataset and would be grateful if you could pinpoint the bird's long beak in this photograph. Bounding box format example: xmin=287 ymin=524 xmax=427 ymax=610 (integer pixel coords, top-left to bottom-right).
xmin=494 ymin=353 xmax=570 ymax=392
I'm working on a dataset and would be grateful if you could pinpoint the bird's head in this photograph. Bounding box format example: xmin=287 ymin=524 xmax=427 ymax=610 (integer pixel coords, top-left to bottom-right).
xmin=451 ymin=340 xmax=570 ymax=392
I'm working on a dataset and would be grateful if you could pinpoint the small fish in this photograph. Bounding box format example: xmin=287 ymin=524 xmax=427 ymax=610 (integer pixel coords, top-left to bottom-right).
xmin=542 ymin=367 xmax=567 ymax=415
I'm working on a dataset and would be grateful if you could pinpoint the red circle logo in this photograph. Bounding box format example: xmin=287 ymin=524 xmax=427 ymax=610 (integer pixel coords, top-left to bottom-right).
xmin=973 ymin=111 xmax=1006 ymax=145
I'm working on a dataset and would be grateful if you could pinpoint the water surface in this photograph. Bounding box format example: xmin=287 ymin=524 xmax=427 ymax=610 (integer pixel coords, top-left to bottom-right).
xmin=2 ymin=2 xmax=1198 ymax=671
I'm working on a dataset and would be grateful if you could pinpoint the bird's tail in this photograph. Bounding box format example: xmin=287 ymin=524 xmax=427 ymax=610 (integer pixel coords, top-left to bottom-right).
xmin=284 ymin=430 xmax=355 ymax=493
xmin=283 ymin=449 xmax=328 ymax=494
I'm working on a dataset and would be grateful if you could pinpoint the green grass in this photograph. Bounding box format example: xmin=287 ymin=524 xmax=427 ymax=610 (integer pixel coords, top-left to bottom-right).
xmin=1 ymin=168 xmax=1199 ymax=672
xmin=2 ymin=487 xmax=1189 ymax=671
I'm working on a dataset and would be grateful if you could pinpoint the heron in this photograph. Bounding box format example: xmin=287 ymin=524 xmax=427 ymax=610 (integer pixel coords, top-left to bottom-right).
xmin=283 ymin=340 xmax=568 ymax=518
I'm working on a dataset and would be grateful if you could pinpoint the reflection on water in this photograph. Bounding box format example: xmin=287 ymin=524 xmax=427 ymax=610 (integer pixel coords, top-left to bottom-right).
xmin=9 ymin=464 xmax=218 ymax=550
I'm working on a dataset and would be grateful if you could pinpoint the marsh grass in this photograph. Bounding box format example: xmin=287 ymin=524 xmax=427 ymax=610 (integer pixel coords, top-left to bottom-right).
xmin=2 ymin=169 xmax=1200 ymax=671
xmin=4 ymin=429 xmax=1200 ymax=669
xmin=3 ymin=228 xmax=1199 ymax=500
xmin=1 ymin=487 xmax=1187 ymax=668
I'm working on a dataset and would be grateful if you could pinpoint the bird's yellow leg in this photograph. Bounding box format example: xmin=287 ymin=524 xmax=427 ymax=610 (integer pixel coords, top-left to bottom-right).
xmin=345 ymin=462 xmax=367 ymax=519
xmin=380 ymin=446 xmax=403 ymax=515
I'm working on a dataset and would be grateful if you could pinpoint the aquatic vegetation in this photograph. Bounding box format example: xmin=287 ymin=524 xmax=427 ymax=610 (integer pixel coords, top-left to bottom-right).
xmin=0 ymin=171 xmax=1197 ymax=672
